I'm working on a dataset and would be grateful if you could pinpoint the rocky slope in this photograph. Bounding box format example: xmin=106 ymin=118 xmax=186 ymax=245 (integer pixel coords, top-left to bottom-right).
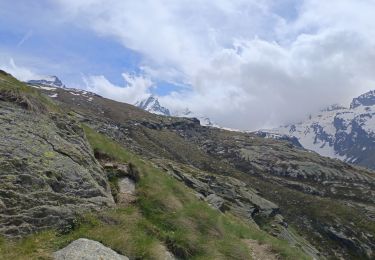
xmin=30 ymin=79 xmax=375 ymax=259
xmin=263 ymin=90 xmax=375 ymax=171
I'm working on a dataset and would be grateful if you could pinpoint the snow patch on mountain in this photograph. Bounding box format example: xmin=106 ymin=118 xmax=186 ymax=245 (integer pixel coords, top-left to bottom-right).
xmin=135 ymin=95 xmax=171 ymax=116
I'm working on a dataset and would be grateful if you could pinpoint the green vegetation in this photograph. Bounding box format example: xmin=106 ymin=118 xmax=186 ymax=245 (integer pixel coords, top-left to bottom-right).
xmin=0 ymin=70 xmax=58 ymax=112
xmin=0 ymin=126 xmax=309 ymax=259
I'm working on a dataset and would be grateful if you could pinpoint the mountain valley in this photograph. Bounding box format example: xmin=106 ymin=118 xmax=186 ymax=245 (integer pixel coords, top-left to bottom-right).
xmin=0 ymin=71 xmax=373 ymax=259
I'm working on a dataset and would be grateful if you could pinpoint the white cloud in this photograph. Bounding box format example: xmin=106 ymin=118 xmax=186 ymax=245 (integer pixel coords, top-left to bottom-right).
xmin=84 ymin=73 xmax=154 ymax=104
xmin=0 ymin=58 xmax=41 ymax=81
xmin=54 ymin=0 xmax=375 ymax=129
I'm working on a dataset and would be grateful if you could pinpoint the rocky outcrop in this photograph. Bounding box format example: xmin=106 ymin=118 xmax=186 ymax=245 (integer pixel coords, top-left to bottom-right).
xmin=0 ymin=102 xmax=114 ymax=237
xmin=54 ymin=238 xmax=129 ymax=260
xmin=160 ymin=161 xmax=278 ymax=222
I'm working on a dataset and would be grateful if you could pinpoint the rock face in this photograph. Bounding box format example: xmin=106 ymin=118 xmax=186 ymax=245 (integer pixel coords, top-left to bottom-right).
xmin=54 ymin=238 xmax=129 ymax=260
xmin=0 ymin=101 xmax=114 ymax=237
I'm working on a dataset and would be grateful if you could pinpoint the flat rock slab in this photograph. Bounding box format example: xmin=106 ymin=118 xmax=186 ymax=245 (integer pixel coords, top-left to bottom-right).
xmin=54 ymin=238 xmax=129 ymax=260
xmin=118 ymin=178 xmax=135 ymax=194
xmin=117 ymin=177 xmax=136 ymax=205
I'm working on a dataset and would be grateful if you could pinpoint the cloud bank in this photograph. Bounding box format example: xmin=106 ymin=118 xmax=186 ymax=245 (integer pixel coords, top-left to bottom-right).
xmin=6 ymin=0 xmax=375 ymax=130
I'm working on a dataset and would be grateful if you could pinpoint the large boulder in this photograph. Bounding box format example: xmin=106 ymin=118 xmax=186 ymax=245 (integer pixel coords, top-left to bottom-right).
xmin=54 ymin=238 xmax=128 ymax=260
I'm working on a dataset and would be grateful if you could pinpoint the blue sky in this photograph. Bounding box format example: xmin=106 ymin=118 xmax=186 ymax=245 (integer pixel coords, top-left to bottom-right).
xmin=0 ymin=1 xmax=145 ymax=87
xmin=0 ymin=1 xmax=188 ymax=96
xmin=1 ymin=1 xmax=375 ymax=130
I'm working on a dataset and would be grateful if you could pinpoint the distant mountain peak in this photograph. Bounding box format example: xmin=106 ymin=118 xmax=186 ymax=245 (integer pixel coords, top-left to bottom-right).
xmin=27 ymin=76 xmax=65 ymax=88
xmin=135 ymin=95 xmax=171 ymax=116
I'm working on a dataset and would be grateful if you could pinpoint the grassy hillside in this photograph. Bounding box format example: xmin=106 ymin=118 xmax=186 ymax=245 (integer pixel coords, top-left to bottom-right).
xmin=0 ymin=70 xmax=58 ymax=112
xmin=0 ymin=126 xmax=308 ymax=259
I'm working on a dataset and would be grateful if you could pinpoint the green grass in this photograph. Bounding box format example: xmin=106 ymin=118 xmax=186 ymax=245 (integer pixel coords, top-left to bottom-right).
xmin=0 ymin=126 xmax=309 ymax=260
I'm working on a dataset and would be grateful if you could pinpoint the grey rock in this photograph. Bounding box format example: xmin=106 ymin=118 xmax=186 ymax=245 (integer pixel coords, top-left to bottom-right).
xmin=205 ymin=194 xmax=225 ymax=210
xmin=0 ymin=102 xmax=114 ymax=237
xmin=54 ymin=238 xmax=128 ymax=260
xmin=117 ymin=177 xmax=136 ymax=205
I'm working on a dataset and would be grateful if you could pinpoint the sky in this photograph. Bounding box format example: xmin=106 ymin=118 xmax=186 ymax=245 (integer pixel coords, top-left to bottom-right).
xmin=1 ymin=0 xmax=375 ymax=130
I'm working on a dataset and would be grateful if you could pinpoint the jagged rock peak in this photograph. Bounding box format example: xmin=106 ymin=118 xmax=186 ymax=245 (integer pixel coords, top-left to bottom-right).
xmin=136 ymin=95 xmax=171 ymax=116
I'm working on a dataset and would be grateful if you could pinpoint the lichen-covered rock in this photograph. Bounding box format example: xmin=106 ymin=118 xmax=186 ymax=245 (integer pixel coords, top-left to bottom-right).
xmin=54 ymin=238 xmax=128 ymax=260
xmin=0 ymin=102 xmax=114 ymax=237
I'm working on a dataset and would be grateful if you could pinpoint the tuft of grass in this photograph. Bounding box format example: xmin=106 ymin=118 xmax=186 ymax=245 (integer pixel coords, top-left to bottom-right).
xmin=82 ymin=124 xmax=137 ymax=163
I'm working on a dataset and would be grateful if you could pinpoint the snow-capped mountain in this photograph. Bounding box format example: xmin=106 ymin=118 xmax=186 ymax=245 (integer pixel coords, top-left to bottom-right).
xmin=263 ymin=90 xmax=375 ymax=170
xmin=135 ymin=95 xmax=171 ymax=116
xmin=135 ymin=95 xmax=217 ymax=127
xmin=27 ymin=76 xmax=66 ymax=88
